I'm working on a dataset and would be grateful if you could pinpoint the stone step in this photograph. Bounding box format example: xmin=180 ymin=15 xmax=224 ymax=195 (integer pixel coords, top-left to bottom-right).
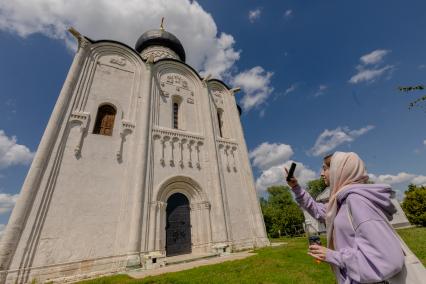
xmin=165 ymin=252 xmax=220 ymax=266
xmin=127 ymin=251 xmax=255 ymax=279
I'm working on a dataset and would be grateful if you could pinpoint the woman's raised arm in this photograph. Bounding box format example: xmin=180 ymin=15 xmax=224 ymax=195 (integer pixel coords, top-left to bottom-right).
xmin=291 ymin=185 xmax=327 ymax=222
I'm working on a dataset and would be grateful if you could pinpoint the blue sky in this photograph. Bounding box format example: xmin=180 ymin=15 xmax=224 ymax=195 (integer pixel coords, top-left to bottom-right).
xmin=0 ymin=0 xmax=425 ymax=231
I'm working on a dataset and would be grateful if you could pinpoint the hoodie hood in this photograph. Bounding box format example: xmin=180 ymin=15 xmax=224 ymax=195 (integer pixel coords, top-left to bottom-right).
xmin=336 ymin=183 xmax=397 ymax=220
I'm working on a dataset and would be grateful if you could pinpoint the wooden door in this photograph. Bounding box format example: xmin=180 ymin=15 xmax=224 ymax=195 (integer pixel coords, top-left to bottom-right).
xmin=166 ymin=193 xmax=191 ymax=256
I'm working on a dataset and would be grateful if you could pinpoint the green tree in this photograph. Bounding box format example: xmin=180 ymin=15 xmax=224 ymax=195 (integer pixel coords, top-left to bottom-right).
xmin=260 ymin=185 xmax=305 ymax=238
xmin=306 ymin=178 xmax=327 ymax=199
xmin=402 ymin=184 xmax=426 ymax=226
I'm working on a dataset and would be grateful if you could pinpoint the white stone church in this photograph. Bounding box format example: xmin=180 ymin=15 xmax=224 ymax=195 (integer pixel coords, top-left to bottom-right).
xmin=0 ymin=26 xmax=269 ymax=283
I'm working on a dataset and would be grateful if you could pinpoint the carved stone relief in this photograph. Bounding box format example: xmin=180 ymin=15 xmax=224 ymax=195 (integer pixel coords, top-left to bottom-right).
xmin=190 ymin=201 xmax=211 ymax=211
xmin=159 ymin=73 xmax=194 ymax=105
xmin=110 ymin=57 xmax=126 ymax=67
xmin=153 ymin=128 xmax=204 ymax=170
xmin=97 ymin=55 xmax=134 ymax=73
xmin=211 ymin=89 xmax=224 ymax=106
xmin=141 ymin=46 xmax=179 ymax=62
xmin=116 ymin=120 xmax=135 ymax=161
xmin=69 ymin=111 xmax=91 ymax=157
xmin=218 ymin=141 xmax=238 ymax=173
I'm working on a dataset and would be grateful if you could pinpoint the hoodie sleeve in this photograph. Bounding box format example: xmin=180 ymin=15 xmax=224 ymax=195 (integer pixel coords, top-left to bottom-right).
xmin=292 ymin=185 xmax=327 ymax=222
xmin=325 ymin=195 xmax=404 ymax=283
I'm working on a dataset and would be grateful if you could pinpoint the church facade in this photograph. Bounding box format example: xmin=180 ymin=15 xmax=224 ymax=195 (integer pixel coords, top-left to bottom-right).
xmin=0 ymin=28 xmax=269 ymax=283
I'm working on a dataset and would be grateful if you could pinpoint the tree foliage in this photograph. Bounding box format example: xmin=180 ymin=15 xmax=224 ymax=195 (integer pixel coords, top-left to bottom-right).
xmin=260 ymin=185 xmax=305 ymax=238
xmin=306 ymin=178 xmax=327 ymax=199
xmin=402 ymin=184 xmax=426 ymax=226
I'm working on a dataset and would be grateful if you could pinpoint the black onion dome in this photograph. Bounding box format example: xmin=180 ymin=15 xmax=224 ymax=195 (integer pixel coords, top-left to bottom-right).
xmin=135 ymin=29 xmax=186 ymax=62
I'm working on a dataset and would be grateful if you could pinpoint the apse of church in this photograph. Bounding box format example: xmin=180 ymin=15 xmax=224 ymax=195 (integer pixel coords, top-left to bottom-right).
xmin=0 ymin=26 xmax=269 ymax=284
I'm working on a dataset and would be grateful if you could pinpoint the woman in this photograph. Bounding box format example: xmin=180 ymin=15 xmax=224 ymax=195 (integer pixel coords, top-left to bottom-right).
xmin=285 ymin=151 xmax=404 ymax=283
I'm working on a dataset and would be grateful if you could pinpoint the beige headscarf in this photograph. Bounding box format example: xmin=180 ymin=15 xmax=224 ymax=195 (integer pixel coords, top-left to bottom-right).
xmin=326 ymin=152 xmax=369 ymax=249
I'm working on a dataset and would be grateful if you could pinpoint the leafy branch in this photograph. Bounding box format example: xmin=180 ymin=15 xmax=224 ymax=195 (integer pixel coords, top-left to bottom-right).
xmin=398 ymin=84 xmax=426 ymax=111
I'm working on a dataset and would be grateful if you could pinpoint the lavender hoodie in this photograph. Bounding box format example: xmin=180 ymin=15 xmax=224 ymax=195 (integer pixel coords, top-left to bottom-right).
xmin=293 ymin=184 xmax=404 ymax=283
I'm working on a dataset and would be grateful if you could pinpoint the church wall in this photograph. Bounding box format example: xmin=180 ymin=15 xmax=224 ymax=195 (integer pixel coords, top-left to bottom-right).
xmin=209 ymin=83 xmax=256 ymax=249
xmin=2 ymin=33 xmax=269 ymax=283
xmin=145 ymin=62 xmax=231 ymax=254
xmin=208 ymin=82 xmax=269 ymax=249
xmin=225 ymin=92 xmax=270 ymax=247
xmin=8 ymin=43 xmax=145 ymax=272
xmin=154 ymin=67 xmax=200 ymax=133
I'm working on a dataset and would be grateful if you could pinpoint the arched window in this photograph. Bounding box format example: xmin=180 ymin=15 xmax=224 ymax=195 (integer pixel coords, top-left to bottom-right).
xmin=217 ymin=109 xmax=223 ymax=137
xmin=93 ymin=104 xmax=116 ymax=136
xmin=173 ymin=102 xmax=179 ymax=129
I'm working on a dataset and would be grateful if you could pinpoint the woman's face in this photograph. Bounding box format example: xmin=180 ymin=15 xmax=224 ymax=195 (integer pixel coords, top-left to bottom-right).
xmin=320 ymin=163 xmax=330 ymax=186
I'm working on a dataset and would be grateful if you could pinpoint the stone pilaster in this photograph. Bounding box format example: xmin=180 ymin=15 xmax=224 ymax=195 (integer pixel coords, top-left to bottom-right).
xmin=0 ymin=33 xmax=90 ymax=279
xmin=126 ymin=59 xmax=153 ymax=267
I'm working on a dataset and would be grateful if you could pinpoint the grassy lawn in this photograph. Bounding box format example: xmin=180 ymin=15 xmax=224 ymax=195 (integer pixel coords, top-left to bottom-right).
xmin=397 ymin=227 xmax=426 ymax=265
xmin=77 ymin=227 xmax=425 ymax=284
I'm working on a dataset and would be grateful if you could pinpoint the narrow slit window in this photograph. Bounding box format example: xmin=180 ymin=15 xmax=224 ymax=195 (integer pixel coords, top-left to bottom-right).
xmin=93 ymin=105 xmax=116 ymax=136
xmin=217 ymin=110 xmax=223 ymax=137
xmin=173 ymin=102 xmax=179 ymax=129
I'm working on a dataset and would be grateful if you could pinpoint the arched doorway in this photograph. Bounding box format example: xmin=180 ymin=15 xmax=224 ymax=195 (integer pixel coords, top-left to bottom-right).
xmin=166 ymin=193 xmax=191 ymax=256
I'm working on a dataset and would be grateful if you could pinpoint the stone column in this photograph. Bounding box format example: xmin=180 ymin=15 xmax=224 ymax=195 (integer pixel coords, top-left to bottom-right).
xmin=189 ymin=203 xmax=200 ymax=250
xmin=147 ymin=202 xmax=157 ymax=252
xmin=126 ymin=58 xmax=153 ymax=266
xmin=155 ymin=202 xmax=166 ymax=252
xmin=202 ymin=202 xmax=213 ymax=251
xmin=160 ymin=203 xmax=167 ymax=255
xmin=0 ymin=35 xmax=90 ymax=275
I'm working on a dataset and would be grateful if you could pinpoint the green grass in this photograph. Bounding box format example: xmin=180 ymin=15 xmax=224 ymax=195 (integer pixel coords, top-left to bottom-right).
xmin=397 ymin=227 xmax=426 ymax=265
xmin=77 ymin=227 xmax=426 ymax=284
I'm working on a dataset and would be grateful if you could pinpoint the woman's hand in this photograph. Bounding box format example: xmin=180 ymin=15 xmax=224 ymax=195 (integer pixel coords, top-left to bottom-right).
xmin=308 ymin=244 xmax=328 ymax=261
xmin=284 ymin=167 xmax=299 ymax=188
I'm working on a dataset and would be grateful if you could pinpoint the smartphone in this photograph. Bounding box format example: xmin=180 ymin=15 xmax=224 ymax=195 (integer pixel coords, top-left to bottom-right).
xmin=308 ymin=235 xmax=321 ymax=246
xmin=308 ymin=235 xmax=322 ymax=264
xmin=286 ymin=162 xmax=297 ymax=182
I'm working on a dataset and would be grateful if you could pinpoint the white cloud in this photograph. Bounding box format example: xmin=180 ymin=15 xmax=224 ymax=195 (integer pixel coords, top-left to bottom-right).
xmin=368 ymin=172 xmax=426 ymax=187
xmin=249 ymin=142 xmax=294 ymax=170
xmin=284 ymin=9 xmax=293 ymax=18
xmin=232 ymin=66 xmax=274 ymax=111
xmin=202 ymin=33 xmax=240 ymax=79
xmin=412 ymin=175 xmax=426 ymax=185
xmin=349 ymin=49 xmax=394 ymax=84
xmin=248 ymin=8 xmax=261 ymax=23
xmin=255 ymin=161 xmax=317 ymax=192
xmin=0 ymin=1 xmax=277 ymax=108
xmin=0 ymin=192 xmax=19 ymax=214
xmin=368 ymin=172 xmax=426 ymax=200
xmin=0 ymin=130 xmax=34 ymax=169
xmin=349 ymin=65 xmax=394 ymax=84
xmin=309 ymin=125 xmax=375 ymax=157
xmin=360 ymin=49 xmax=390 ymax=65
xmin=423 ymin=139 xmax=426 ymax=146
xmin=314 ymin=84 xmax=327 ymax=97
xmin=273 ymin=83 xmax=297 ymax=101
xmin=249 ymin=142 xmax=317 ymax=192
xmin=368 ymin=172 xmax=415 ymax=185
xmin=285 ymin=84 xmax=297 ymax=95
xmin=0 ymin=0 xmax=240 ymax=79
